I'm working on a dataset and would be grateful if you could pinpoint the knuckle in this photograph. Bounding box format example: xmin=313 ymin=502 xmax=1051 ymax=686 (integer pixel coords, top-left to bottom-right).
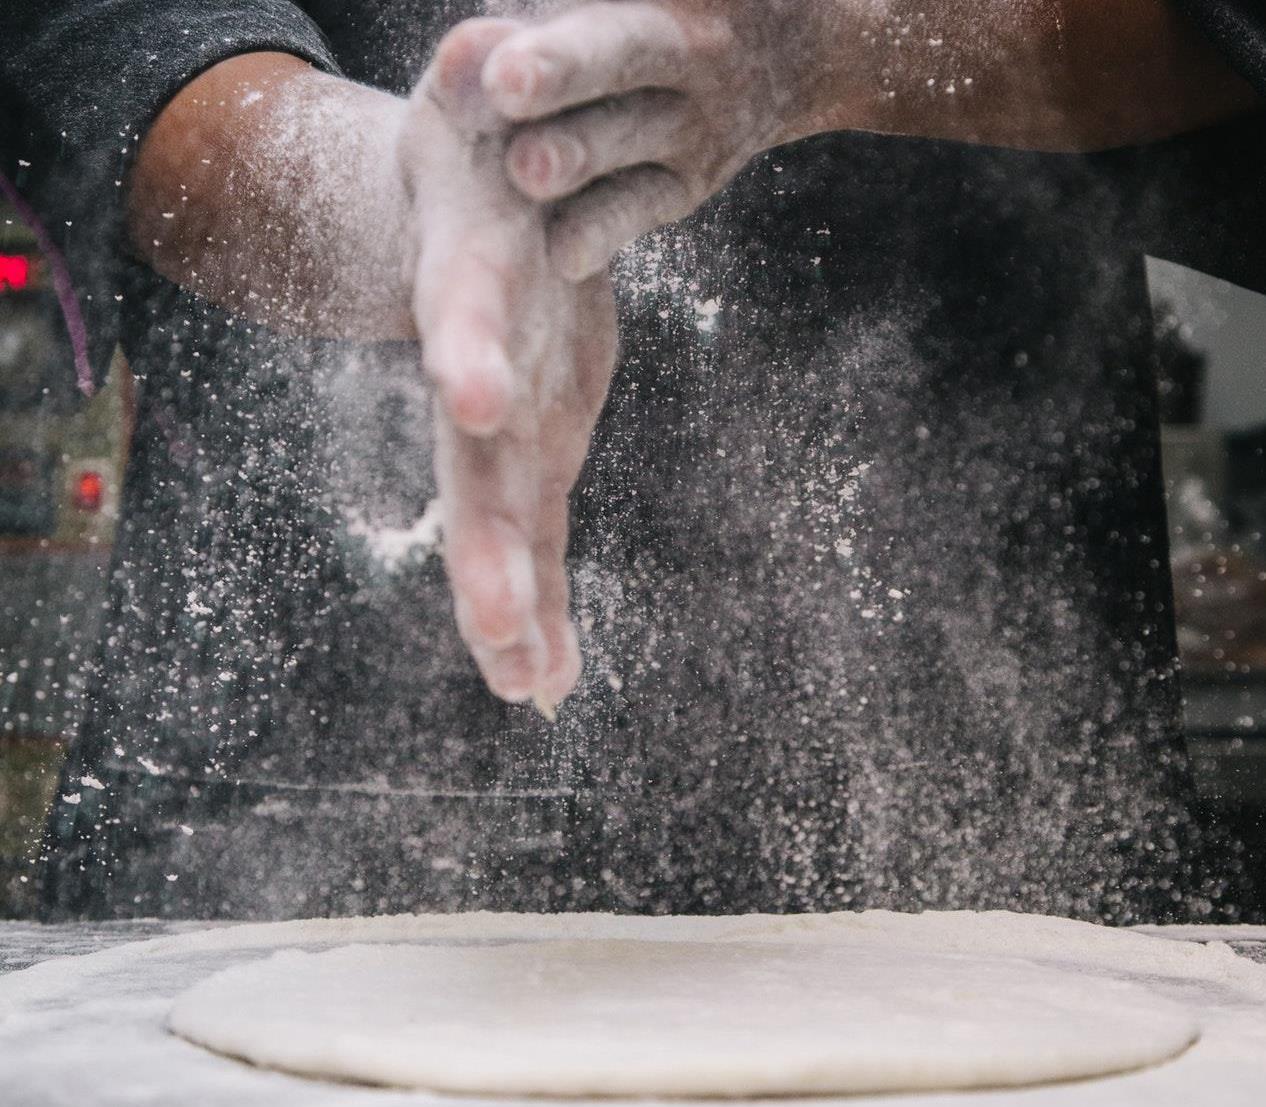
xmin=447 ymin=381 xmax=506 ymax=436
xmin=556 ymin=132 xmax=588 ymax=183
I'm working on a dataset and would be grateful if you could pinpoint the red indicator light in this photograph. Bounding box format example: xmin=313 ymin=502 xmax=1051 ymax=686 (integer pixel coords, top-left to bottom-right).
xmin=72 ymin=471 xmax=104 ymax=512
xmin=0 ymin=254 xmax=30 ymax=291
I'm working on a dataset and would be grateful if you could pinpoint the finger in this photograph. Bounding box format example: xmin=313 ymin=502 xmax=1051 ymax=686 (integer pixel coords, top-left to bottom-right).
xmin=572 ymin=274 xmax=620 ymax=417
xmin=448 ymin=494 xmax=546 ymax=707
xmin=538 ymin=612 xmax=582 ymax=709
xmin=534 ymin=533 xmax=583 ymax=711
xmin=449 ymin=498 xmax=548 ymax=704
xmin=529 ymin=479 xmax=578 ymax=704
xmin=547 ymin=166 xmax=693 ymax=281
xmin=447 ymin=515 xmax=537 ymax=654
xmin=417 ymin=248 xmax=515 ymax=436
xmin=437 ymin=419 xmax=541 ymax=655
xmin=483 ymin=2 xmax=692 ymax=121
xmin=506 ymin=89 xmax=689 ymax=202
xmin=531 ymin=277 xmax=617 ymax=710
xmin=427 ymin=17 xmax=523 ymax=133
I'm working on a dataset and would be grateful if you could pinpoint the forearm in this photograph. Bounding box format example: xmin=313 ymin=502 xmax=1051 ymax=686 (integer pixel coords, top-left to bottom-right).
xmin=780 ymin=0 xmax=1257 ymax=151
xmin=127 ymin=52 xmax=415 ymax=339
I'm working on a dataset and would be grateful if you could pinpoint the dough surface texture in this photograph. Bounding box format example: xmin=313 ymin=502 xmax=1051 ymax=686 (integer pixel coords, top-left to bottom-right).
xmin=167 ymin=912 xmax=1199 ymax=1097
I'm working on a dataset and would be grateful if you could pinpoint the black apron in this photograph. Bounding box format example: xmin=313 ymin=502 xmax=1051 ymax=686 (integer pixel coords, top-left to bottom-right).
xmin=41 ymin=1 xmax=1265 ymax=923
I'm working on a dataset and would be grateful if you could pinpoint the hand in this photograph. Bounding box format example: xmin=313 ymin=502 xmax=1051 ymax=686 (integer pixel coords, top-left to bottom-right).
xmin=398 ymin=19 xmax=618 ymax=712
xmin=480 ymin=1 xmax=806 ymax=281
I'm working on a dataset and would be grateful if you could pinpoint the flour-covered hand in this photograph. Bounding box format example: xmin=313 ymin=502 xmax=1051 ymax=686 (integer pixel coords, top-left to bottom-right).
xmin=399 ymin=20 xmax=617 ymax=711
xmin=482 ymin=1 xmax=809 ymax=280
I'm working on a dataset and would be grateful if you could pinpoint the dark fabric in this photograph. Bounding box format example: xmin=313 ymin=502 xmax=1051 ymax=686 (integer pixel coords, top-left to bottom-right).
xmin=0 ymin=1 xmax=340 ymax=387
xmin=1178 ymin=0 xmax=1266 ymax=96
xmin=6 ymin=2 xmax=1262 ymax=924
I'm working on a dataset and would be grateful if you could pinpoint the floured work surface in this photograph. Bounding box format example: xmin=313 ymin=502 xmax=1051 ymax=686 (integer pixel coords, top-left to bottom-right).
xmin=3 ymin=912 xmax=1266 ymax=1106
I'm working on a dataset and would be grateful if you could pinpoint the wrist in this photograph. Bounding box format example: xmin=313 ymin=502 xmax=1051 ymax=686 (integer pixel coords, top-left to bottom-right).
xmin=754 ymin=4 xmax=882 ymax=146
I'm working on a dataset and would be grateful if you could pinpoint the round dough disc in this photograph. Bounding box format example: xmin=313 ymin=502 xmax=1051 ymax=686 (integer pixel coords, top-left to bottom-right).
xmin=168 ymin=932 xmax=1198 ymax=1097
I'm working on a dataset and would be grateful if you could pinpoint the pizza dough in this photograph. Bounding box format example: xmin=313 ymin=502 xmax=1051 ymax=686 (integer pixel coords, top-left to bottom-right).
xmin=168 ymin=913 xmax=1200 ymax=1098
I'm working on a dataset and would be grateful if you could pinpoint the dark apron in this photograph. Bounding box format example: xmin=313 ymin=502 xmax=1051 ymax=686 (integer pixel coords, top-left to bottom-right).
xmin=39 ymin=5 xmax=1266 ymax=923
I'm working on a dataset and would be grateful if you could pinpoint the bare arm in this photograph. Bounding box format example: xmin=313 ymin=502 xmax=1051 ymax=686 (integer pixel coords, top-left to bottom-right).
xmin=133 ymin=3 xmax=1253 ymax=317
xmin=792 ymin=0 xmax=1256 ymax=151
xmin=476 ymin=0 xmax=1257 ymax=279
xmin=130 ymin=4 xmax=1252 ymax=329
xmin=126 ymin=52 xmax=414 ymax=339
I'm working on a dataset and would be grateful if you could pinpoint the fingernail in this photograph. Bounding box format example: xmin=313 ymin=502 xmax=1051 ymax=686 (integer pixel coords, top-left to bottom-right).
xmin=513 ymin=137 xmax=582 ymax=197
xmin=532 ymin=690 xmax=558 ymax=723
xmin=486 ymin=646 xmax=536 ymax=704
xmin=518 ymin=141 xmax=560 ymax=190
xmin=491 ymin=53 xmax=554 ymax=111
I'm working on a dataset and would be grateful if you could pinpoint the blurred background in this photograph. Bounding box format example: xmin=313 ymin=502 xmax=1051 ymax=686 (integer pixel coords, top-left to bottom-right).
xmin=0 ymin=201 xmax=133 ymax=915
xmin=0 ymin=199 xmax=1263 ymax=919
xmin=1150 ymin=257 xmax=1266 ymax=903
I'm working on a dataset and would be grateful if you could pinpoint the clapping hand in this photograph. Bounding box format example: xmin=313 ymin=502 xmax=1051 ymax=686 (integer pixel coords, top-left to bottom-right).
xmin=402 ymin=19 xmax=618 ymax=714
xmin=482 ymin=1 xmax=803 ymax=280
xmin=404 ymin=3 xmax=802 ymax=713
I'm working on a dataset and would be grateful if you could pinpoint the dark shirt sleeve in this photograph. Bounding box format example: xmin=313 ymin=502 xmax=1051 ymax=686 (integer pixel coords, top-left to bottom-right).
xmin=1175 ymin=0 xmax=1266 ymax=96
xmin=0 ymin=2 xmax=340 ymax=388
